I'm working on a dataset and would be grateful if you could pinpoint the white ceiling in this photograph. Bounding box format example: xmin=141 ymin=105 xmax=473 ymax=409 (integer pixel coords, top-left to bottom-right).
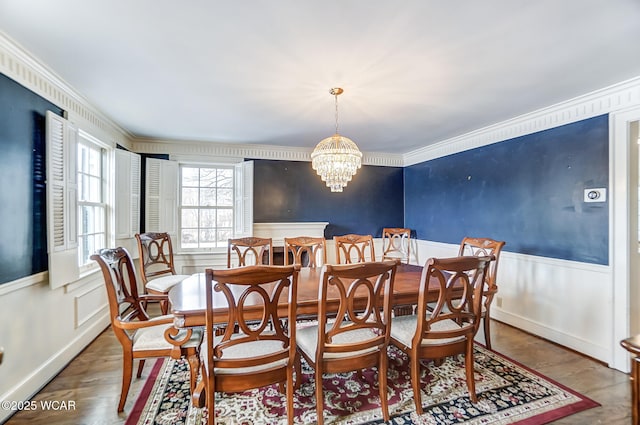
xmin=1 ymin=0 xmax=640 ymax=154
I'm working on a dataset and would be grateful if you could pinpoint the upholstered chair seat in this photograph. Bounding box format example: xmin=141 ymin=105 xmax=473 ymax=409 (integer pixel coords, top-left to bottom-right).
xmin=200 ymin=335 xmax=290 ymax=375
xmin=145 ymin=274 xmax=191 ymax=293
xmin=296 ymin=324 xmax=380 ymax=359
xmin=390 ymin=315 xmax=467 ymax=348
xmin=132 ymin=320 xmax=202 ymax=352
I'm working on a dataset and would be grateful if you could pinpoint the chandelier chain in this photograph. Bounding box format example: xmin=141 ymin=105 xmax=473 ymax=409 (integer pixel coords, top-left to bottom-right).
xmin=334 ymin=92 xmax=339 ymax=134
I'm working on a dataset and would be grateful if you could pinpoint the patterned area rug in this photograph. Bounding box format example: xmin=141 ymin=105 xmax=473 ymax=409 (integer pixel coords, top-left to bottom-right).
xmin=127 ymin=345 xmax=598 ymax=425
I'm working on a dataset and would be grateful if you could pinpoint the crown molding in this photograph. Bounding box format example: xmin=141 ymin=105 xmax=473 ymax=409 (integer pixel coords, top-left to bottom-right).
xmin=132 ymin=138 xmax=404 ymax=167
xmin=6 ymin=28 xmax=635 ymax=168
xmin=0 ymin=31 xmax=133 ymax=150
xmin=403 ymin=76 xmax=640 ymax=166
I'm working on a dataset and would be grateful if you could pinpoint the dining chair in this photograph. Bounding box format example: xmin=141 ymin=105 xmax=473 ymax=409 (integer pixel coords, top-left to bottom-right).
xmin=191 ymin=265 xmax=300 ymax=425
xmin=284 ymin=236 xmax=327 ymax=268
xmin=91 ymin=247 xmax=202 ymax=412
xmin=390 ymin=255 xmax=492 ymax=414
xmin=296 ymin=260 xmax=398 ymax=425
xmin=334 ymin=234 xmax=375 ymax=264
xmin=135 ymin=232 xmax=191 ymax=315
xmin=227 ymin=236 xmax=273 ymax=268
xmin=381 ymin=227 xmax=411 ymax=264
xmin=458 ymin=237 xmax=506 ymax=349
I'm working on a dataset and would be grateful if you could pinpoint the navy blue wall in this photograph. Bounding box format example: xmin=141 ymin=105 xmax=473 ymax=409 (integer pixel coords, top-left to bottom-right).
xmin=0 ymin=73 xmax=64 ymax=284
xmin=253 ymin=159 xmax=404 ymax=238
xmin=404 ymin=115 xmax=609 ymax=264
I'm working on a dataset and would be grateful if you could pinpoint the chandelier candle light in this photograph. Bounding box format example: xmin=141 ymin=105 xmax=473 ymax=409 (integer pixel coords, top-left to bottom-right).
xmin=311 ymin=88 xmax=363 ymax=192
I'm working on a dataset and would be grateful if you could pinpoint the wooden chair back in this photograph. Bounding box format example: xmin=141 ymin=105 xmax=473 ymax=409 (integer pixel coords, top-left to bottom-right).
xmin=416 ymin=256 xmax=492 ymax=342
xmin=135 ymin=232 xmax=179 ymax=284
xmin=381 ymin=227 xmax=411 ymax=264
xmin=284 ymin=236 xmax=327 ymax=268
xmin=92 ymin=247 xmax=148 ymax=334
xmin=458 ymin=237 xmax=505 ymax=289
xmin=194 ymin=265 xmax=299 ymax=425
xmin=296 ymin=260 xmax=397 ymax=424
xmin=316 ymin=261 xmax=397 ymax=360
xmin=457 ymin=237 xmax=505 ymax=349
xmin=227 ymin=237 xmax=273 ymax=268
xmin=334 ymin=234 xmax=375 ymax=264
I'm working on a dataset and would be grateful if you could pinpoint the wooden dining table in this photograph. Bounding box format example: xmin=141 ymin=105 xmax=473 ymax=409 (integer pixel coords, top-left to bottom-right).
xmin=167 ymin=263 xmax=427 ymax=328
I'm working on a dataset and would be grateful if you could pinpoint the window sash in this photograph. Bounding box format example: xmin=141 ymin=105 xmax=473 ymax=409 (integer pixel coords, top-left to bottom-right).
xmin=179 ymin=164 xmax=235 ymax=250
xmin=77 ymin=139 xmax=106 ymax=268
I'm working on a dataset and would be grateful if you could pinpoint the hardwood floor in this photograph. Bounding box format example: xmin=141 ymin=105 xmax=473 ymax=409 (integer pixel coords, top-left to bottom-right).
xmin=4 ymin=316 xmax=634 ymax=424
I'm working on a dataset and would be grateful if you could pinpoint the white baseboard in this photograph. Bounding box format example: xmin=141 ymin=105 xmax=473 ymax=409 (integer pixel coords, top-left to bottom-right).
xmin=0 ymin=312 xmax=110 ymax=424
xmin=492 ymin=308 xmax=609 ymax=362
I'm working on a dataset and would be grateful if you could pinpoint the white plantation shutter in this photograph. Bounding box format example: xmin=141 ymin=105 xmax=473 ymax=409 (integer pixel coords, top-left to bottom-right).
xmin=115 ymin=149 xmax=141 ymax=239
xmin=46 ymin=111 xmax=79 ymax=289
xmin=145 ymin=158 xmax=161 ymax=232
xmin=145 ymin=158 xmax=178 ymax=237
xmin=131 ymin=154 xmax=141 ymax=235
xmin=234 ymin=160 xmax=253 ymax=237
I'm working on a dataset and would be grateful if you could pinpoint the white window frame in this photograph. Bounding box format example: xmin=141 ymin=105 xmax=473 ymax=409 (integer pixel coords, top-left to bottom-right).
xmin=77 ymin=131 xmax=109 ymax=273
xmin=145 ymin=158 xmax=253 ymax=253
xmin=178 ymin=163 xmax=235 ymax=251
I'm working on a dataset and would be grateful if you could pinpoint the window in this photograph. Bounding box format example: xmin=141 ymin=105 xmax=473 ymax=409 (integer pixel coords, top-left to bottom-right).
xmin=179 ymin=165 xmax=234 ymax=249
xmin=77 ymin=136 xmax=106 ymax=267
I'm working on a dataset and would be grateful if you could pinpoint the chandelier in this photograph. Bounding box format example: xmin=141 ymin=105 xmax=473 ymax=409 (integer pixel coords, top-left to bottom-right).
xmin=311 ymin=88 xmax=362 ymax=192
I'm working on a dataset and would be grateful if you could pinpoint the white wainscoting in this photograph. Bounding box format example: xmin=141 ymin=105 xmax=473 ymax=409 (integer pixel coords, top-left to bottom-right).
xmin=174 ymin=251 xmax=228 ymax=275
xmin=414 ymin=239 xmax=614 ymax=366
xmin=0 ymin=273 xmax=110 ymax=424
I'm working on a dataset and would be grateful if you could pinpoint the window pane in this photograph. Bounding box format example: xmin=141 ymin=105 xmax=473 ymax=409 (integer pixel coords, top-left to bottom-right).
xmin=95 ymin=233 xmax=105 ymax=253
xmin=200 ymin=209 xmax=216 ymax=228
xmin=88 ymin=148 xmax=101 ymax=176
xmin=181 ymin=229 xmax=198 ymax=248
xmin=199 ymin=229 xmax=216 ymax=248
xmin=78 ymin=145 xmax=89 ymax=172
xmin=182 ymin=167 xmax=199 ymax=187
xmin=96 ymin=205 xmax=105 ymax=231
xmin=217 ymin=169 xmax=233 ymax=188
xmin=182 ymin=187 xmax=199 ymax=206
xmin=200 ymin=168 xmax=216 ymax=187
xmin=200 ymin=188 xmax=216 ymax=206
xmin=79 ymin=175 xmax=88 ymax=201
xmin=80 ymin=205 xmax=93 ymax=234
xmin=88 ymin=175 xmax=101 ymax=202
xmin=217 ymin=189 xmax=233 ymax=206
xmin=217 ymin=229 xmax=232 ymax=245
xmin=181 ymin=208 xmax=199 ymax=228
xmin=217 ymin=208 xmax=233 ymax=227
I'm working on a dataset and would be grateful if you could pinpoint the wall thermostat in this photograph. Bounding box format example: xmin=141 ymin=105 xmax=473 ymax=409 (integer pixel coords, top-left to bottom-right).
xmin=584 ymin=188 xmax=606 ymax=203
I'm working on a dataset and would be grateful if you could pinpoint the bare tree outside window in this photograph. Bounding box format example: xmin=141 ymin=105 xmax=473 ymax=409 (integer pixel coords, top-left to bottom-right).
xmin=180 ymin=165 xmax=234 ymax=249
